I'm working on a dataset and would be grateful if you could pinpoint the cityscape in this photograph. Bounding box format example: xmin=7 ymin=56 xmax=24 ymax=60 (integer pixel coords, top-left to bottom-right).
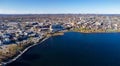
xmin=0 ymin=0 xmax=120 ymax=66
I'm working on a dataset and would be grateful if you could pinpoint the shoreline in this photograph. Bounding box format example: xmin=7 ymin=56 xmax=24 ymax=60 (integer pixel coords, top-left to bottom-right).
xmin=1 ymin=29 xmax=119 ymax=66
xmin=71 ymin=30 xmax=120 ymax=34
xmin=74 ymin=31 xmax=120 ymax=34
xmin=72 ymin=28 xmax=120 ymax=33
xmin=0 ymin=31 xmax=66 ymax=66
xmin=0 ymin=36 xmax=50 ymax=66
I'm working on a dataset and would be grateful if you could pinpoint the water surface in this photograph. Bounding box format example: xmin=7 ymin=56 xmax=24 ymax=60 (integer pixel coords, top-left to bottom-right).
xmin=7 ymin=32 xmax=120 ymax=66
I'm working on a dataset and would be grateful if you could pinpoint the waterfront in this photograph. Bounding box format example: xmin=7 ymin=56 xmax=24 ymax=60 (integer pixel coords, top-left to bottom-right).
xmin=1 ymin=14 xmax=120 ymax=64
xmin=6 ymin=32 xmax=120 ymax=66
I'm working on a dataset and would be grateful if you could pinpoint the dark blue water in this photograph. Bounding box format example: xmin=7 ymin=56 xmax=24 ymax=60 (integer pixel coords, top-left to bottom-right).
xmin=7 ymin=32 xmax=120 ymax=66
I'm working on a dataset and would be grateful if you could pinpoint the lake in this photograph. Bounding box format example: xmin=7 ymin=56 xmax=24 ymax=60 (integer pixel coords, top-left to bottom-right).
xmin=7 ymin=32 xmax=120 ymax=66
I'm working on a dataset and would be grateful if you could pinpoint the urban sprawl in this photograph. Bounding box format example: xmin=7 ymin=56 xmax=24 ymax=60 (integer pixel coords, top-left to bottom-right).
xmin=0 ymin=14 xmax=120 ymax=65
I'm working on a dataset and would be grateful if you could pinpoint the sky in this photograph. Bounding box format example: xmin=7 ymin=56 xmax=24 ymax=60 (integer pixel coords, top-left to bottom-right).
xmin=0 ymin=0 xmax=120 ymax=14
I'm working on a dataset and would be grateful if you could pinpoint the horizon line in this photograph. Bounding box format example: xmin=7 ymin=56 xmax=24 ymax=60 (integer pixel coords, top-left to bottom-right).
xmin=1 ymin=13 xmax=120 ymax=15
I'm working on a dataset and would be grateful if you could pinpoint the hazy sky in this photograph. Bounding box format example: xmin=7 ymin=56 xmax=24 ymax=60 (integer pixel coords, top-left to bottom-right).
xmin=0 ymin=0 xmax=120 ymax=14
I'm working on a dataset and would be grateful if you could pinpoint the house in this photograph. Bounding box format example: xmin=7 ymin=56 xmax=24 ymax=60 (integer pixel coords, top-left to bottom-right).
xmin=3 ymin=38 xmax=11 ymax=44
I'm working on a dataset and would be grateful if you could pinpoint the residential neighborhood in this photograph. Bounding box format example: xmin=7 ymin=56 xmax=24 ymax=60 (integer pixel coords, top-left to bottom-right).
xmin=1 ymin=14 xmax=120 ymax=46
xmin=1 ymin=14 xmax=120 ymax=65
